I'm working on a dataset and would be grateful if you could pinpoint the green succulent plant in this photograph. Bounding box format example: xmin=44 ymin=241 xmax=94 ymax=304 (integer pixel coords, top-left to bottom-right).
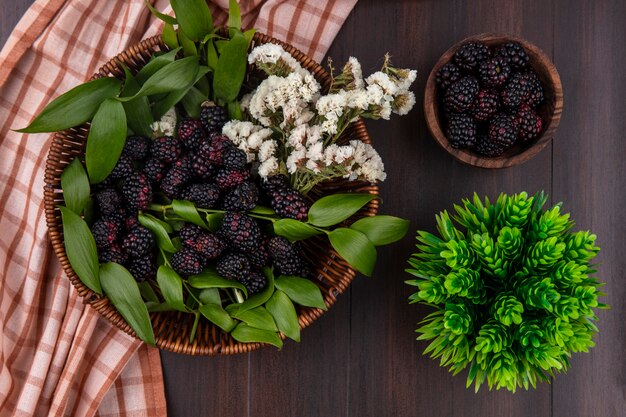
xmin=406 ymin=192 xmax=606 ymax=392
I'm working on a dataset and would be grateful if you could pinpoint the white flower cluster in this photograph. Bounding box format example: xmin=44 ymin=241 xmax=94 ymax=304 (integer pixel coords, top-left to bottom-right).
xmin=150 ymin=107 xmax=177 ymax=136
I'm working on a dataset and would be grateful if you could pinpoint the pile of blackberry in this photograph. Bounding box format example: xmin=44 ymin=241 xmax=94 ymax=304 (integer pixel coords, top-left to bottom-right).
xmin=436 ymin=41 xmax=545 ymax=157
xmin=90 ymin=104 xmax=312 ymax=295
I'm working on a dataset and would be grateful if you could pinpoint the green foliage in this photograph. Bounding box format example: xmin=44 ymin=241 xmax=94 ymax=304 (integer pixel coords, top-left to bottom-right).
xmin=406 ymin=192 xmax=605 ymax=392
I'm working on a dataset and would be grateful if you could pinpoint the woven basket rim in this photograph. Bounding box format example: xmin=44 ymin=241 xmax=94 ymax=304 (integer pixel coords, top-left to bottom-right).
xmin=44 ymin=31 xmax=379 ymax=355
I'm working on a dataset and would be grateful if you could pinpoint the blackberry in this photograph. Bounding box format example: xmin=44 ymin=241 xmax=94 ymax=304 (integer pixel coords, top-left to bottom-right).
xmin=151 ymin=136 xmax=182 ymax=163
xmin=219 ymin=212 xmax=262 ymax=253
xmin=260 ymin=174 xmax=290 ymax=194
xmin=200 ymin=105 xmax=228 ymax=134
xmin=268 ymin=237 xmax=310 ymax=275
xmin=216 ymin=253 xmax=251 ymax=280
xmin=454 ymin=42 xmax=491 ymax=71
xmin=268 ymin=236 xmax=294 ymax=260
xmin=222 ymin=182 xmax=259 ymax=211
xmin=478 ymin=56 xmax=511 ymax=87
xmin=161 ymin=165 xmax=191 ymax=199
xmin=123 ymin=136 xmax=150 ymax=161
xmin=142 ymin=158 xmax=167 ymax=185
xmin=128 ymin=254 xmax=156 ymax=282
xmin=222 ymin=146 xmax=247 ymax=170
xmin=515 ymin=105 xmax=543 ymax=142
xmin=170 ymin=247 xmax=203 ymax=276
xmin=215 ymin=168 xmax=249 ymax=190
xmin=95 ymin=188 xmax=122 ymax=216
xmin=523 ymin=71 xmax=544 ymax=107
xmin=239 ymin=271 xmax=267 ymax=295
xmin=121 ymin=172 xmax=153 ymax=211
xmin=495 ymin=42 xmax=529 ymax=70
xmin=501 ymin=72 xmax=531 ymax=109
xmin=248 ymin=245 xmax=270 ymax=269
xmin=269 ymin=187 xmax=310 ymax=221
xmin=179 ymin=224 xmax=203 ymax=247
xmin=91 ymin=217 xmax=120 ymax=250
xmin=436 ymin=62 xmax=461 ymax=91
xmin=193 ymin=232 xmax=226 ymax=260
xmin=471 ymin=89 xmax=499 ymax=122
xmin=446 ymin=114 xmax=477 ymax=149
xmin=181 ymin=183 xmax=220 ymax=209
xmin=198 ymin=134 xmax=233 ymax=165
xmin=190 ymin=154 xmax=216 ymax=180
xmin=122 ymin=225 xmax=154 ymax=257
xmin=99 ymin=242 xmax=128 ymax=264
xmin=444 ymin=76 xmax=480 ymax=113
xmin=109 ymin=154 xmax=134 ymax=180
xmin=475 ymin=135 xmax=506 ymax=157
xmin=488 ymin=114 xmax=518 ymax=148
xmin=124 ymin=215 xmax=139 ymax=231
xmin=178 ymin=118 xmax=207 ymax=151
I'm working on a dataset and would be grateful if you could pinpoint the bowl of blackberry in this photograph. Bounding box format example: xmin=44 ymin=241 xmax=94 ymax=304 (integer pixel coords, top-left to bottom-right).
xmin=424 ymin=33 xmax=563 ymax=168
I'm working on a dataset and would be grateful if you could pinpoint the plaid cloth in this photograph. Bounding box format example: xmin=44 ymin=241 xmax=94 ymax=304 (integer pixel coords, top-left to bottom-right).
xmin=0 ymin=0 xmax=357 ymax=415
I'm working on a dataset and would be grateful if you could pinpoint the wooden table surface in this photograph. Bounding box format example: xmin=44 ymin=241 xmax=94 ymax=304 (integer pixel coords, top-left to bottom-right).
xmin=2 ymin=1 xmax=625 ymax=416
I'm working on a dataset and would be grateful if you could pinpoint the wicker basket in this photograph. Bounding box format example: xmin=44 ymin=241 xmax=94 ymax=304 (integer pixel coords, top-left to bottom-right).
xmin=44 ymin=32 xmax=379 ymax=355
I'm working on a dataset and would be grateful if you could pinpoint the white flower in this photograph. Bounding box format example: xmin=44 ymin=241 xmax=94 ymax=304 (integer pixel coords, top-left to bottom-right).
xmin=258 ymin=157 xmax=279 ymax=178
xmin=150 ymin=107 xmax=177 ymax=136
xmin=248 ymin=43 xmax=284 ymax=65
xmin=306 ymin=142 xmax=324 ymax=162
xmin=305 ymin=125 xmax=324 ymax=146
xmin=366 ymin=71 xmax=398 ymax=95
xmin=347 ymin=56 xmax=364 ymax=89
xmin=392 ymin=91 xmax=416 ymax=116
xmin=259 ymin=140 xmax=277 ymax=162
xmin=247 ymin=128 xmax=273 ymax=150
xmin=287 ymin=125 xmax=307 ymax=149
xmin=346 ymin=89 xmax=370 ymax=110
xmin=286 ymin=148 xmax=307 ymax=174
xmin=396 ymin=69 xmax=417 ymax=91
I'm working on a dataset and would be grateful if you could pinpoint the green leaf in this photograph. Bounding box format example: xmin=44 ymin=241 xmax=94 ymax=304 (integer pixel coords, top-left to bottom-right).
xmin=16 ymin=77 xmax=121 ymax=133
xmin=151 ymin=66 xmax=209 ymax=120
xmin=206 ymin=40 xmax=218 ymax=71
xmin=249 ymin=206 xmax=275 ymax=215
xmin=100 ymin=262 xmax=155 ymax=345
xmin=198 ymin=288 xmax=221 ymax=306
xmin=61 ymin=159 xmax=90 ymax=215
xmin=243 ymin=28 xmax=256 ymax=47
xmin=266 ymin=290 xmax=300 ymax=342
xmin=228 ymin=0 xmax=241 ymax=29
xmin=60 ymin=207 xmax=101 ymax=294
xmin=231 ymin=306 xmax=277 ymax=331
xmin=138 ymin=213 xmax=177 ymax=252
xmin=178 ymin=28 xmax=198 ymax=56
xmin=181 ymin=86 xmax=208 ymax=119
xmin=138 ymin=281 xmax=159 ymax=303
xmin=146 ymin=302 xmax=174 ymax=312
xmin=199 ymin=303 xmax=237 ymax=332
xmin=308 ymin=193 xmax=378 ymax=227
xmin=328 ymin=227 xmax=377 ymax=276
xmin=85 ymin=99 xmax=127 ymax=184
xmin=162 ymin=23 xmax=179 ymax=49
xmin=172 ymin=199 xmax=207 ymax=228
xmin=123 ymin=56 xmax=199 ymax=100
xmin=226 ymin=268 xmax=274 ymax=315
xmin=227 ymin=100 xmax=243 ymax=120
xmin=274 ymin=276 xmax=327 ymax=310
xmin=231 ymin=323 xmax=283 ymax=348
xmin=145 ymin=0 xmax=177 ymax=24
xmin=156 ymin=265 xmax=187 ymax=311
xmin=350 ymin=215 xmax=410 ymax=246
xmin=136 ymin=48 xmax=180 ymax=84
xmin=213 ymin=31 xmax=248 ymax=103
xmin=273 ymin=219 xmax=322 ymax=241
xmin=83 ymin=198 xmax=96 ymax=225
xmin=188 ymin=270 xmax=248 ymax=296
xmin=121 ymin=67 xmax=153 ymax=137
xmin=195 ymin=76 xmax=211 ymax=97
xmin=205 ymin=212 xmax=224 ymax=231
xmin=171 ymin=0 xmax=213 ymax=42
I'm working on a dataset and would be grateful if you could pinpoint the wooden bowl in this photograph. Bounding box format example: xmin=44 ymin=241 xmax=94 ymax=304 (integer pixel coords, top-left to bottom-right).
xmin=424 ymin=33 xmax=563 ymax=168
xmin=44 ymin=32 xmax=378 ymax=355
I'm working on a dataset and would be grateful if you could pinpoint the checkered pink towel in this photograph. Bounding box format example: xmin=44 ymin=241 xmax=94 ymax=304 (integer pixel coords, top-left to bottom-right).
xmin=0 ymin=0 xmax=357 ymax=415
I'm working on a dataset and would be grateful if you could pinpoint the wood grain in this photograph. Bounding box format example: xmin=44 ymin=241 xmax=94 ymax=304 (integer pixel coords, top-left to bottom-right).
xmin=1 ymin=0 xmax=624 ymax=416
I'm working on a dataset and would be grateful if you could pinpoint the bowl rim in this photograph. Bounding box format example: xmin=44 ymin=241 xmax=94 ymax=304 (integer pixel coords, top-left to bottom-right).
xmin=423 ymin=32 xmax=563 ymax=169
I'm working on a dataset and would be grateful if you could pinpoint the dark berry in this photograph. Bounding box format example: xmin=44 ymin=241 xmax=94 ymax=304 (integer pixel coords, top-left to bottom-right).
xmin=161 ymin=165 xmax=191 ymax=199
xmin=523 ymin=71 xmax=545 ymax=107
xmin=123 ymin=136 xmax=150 ymax=161
xmin=475 ymin=135 xmax=506 ymax=157
xmin=91 ymin=218 xmax=120 ymax=250
xmin=109 ymin=154 xmax=134 ymax=180
xmin=121 ymin=172 xmax=153 ymax=211
xmin=193 ymin=232 xmax=226 ymax=261
xmin=260 ymin=174 xmax=290 ymax=194
xmin=222 ymin=182 xmax=259 ymax=211
xmin=446 ymin=113 xmax=477 ymax=149
xmin=151 ymin=136 xmax=182 ymax=163
xmin=495 ymin=42 xmax=530 ymax=70
xmin=181 ymin=183 xmax=220 ymax=209
xmin=179 ymin=224 xmax=203 ymax=247
xmin=454 ymin=42 xmax=491 ymax=71
xmin=268 ymin=236 xmax=294 ymax=260
xmin=269 ymin=187 xmax=310 ymax=221
xmin=95 ymin=188 xmax=122 ymax=216
xmin=488 ymin=114 xmax=518 ymax=148
xmin=99 ymin=242 xmax=128 ymax=264
xmin=170 ymin=248 xmax=203 ymax=276
xmin=515 ymin=105 xmax=543 ymax=142
xmin=436 ymin=62 xmax=461 ymax=91
xmin=198 ymin=134 xmax=233 ymax=165
xmin=122 ymin=225 xmax=154 ymax=257
xmin=191 ymin=155 xmax=216 ymax=180
xmin=222 ymin=146 xmax=248 ymax=170
xmin=219 ymin=212 xmax=262 ymax=253
xmin=239 ymin=271 xmax=267 ymax=295
xmin=143 ymin=158 xmax=167 ymax=185
xmin=200 ymin=105 xmax=228 ymax=134
xmin=128 ymin=254 xmax=156 ymax=282
xmin=216 ymin=253 xmax=251 ymax=280
xmin=471 ymin=89 xmax=499 ymax=122
xmin=248 ymin=245 xmax=270 ymax=269
xmin=125 ymin=215 xmax=139 ymax=231
xmin=215 ymin=168 xmax=249 ymax=190
xmin=444 ymin=76 xmax=480 ymax=113
xmin=478 ymin=56 xmax=511 ymax=87
xmin=501 ymin=72 xmax=531 ymax=109
xmin=268 ymin=237 xmax=309 ymax=276
xmin=178 ymin=118 xmax=207 ymax=151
